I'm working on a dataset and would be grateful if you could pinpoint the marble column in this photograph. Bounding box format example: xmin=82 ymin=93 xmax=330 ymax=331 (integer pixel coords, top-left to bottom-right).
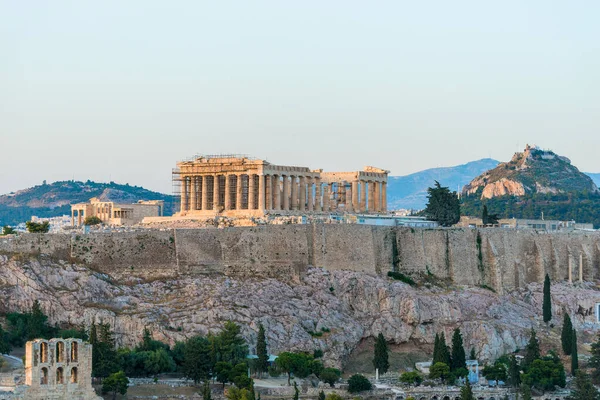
xmin=181 ymin=177 xmax=189 ymax=213
xmin=291 ymin=176 xmax=299 ymax=211
xmin=273 ymin=175 xmax=281 ymax=210
xmin=314 ymin=178 xmax=322 ymax=211
xmin=190 ymin=176 xmax=197 ymax=211
xmin=282 ymin=175 xmax=290 ymax=211
xmin=352 ymin=181 xmax=359 ymax=212
xmin=360 ymin=180 xmax=367 ymax=212
xmin=307 ymin=178 xmax=313 ymax=212
xmin=374 ymin=181 xmax=381 ymax=212
xmin=249 ymin=174 xmax=257 ymax=210
xmin=224 ymin=175 xmax=232 ymax=210
xmin=213 ymin=174 xmax=220 ymax=211
xmin=201 ymin=176 xmax=209 ymax=210
xmin=236 ymin=174 xmax=243 ymax=210
xmin=265 ymin=175 xmax=272 ymax=210
xmin=368 ymin=181 xmax=375 ymax=212
xmin=382 ymin=182 xmax=387 ymax=212
xmin=299 ymin=176 xmax=306 ymax=211
xmin=322 ymin=184 xmax=330 ymax=212
xmin=346 ymin=183 xmax=353 ymax=212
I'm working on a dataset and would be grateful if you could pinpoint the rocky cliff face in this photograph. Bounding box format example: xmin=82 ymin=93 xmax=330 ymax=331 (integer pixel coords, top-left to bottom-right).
xmin=463 ymin=145 xmax=598 ymax=199
xmin=2 ymin=252 xmax=600 ymax=368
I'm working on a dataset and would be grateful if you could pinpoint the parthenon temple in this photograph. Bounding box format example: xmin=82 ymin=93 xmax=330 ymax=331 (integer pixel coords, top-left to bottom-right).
xmin=174 ymin=155 xmax=389 ymax=217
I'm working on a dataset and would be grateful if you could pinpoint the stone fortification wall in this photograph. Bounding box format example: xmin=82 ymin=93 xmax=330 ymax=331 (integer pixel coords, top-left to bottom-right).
xmin=1 ymin=227 xmax=599 ymax=291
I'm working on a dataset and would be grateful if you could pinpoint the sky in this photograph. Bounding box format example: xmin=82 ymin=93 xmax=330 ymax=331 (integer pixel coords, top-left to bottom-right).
xmin=1 ymin=1 xmax=599 ymax=195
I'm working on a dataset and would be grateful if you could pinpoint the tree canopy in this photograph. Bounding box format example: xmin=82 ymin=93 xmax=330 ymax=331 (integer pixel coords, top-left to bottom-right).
xmin=423 ymin=181 xmax=461 ymax=227
xmin=373 ymin=333 xmax=390 ymax=374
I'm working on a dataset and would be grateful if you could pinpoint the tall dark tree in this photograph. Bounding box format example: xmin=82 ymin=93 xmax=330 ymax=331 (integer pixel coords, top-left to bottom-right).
xmin=460 ymin=379 xmax=475 ymax=400
xmin=482 ymin=205 xmax=499 ymax=225
xmin=423 ymin=181 xmax=461 ymax=227
xmin=202 ymin=380 xmax=212 ymax=400
xmin=469 ymin=347 xmax=476 ymax=361
xmin=432 ymin=333 xmax=441 ymax=364
xmin=438 ymin=332 xmax=451 ymax=366
xmin=93 ymin=323 xmax=119 ymax=378
xmin=572 ymin=329 xmax=579 ymax=375
xmin=590 ymin=333 xmax=600 ymax=383
xmin=292 ymin=381 xmax=299 ymax=400
xmin=543 ymin=274 xmax=552 ymax=323
xmin=450 ymin=328 xmax=466 ymax=372
xmin=373 ymin=333 xmax=390 ymax=374
xmin=183 ymin=335 xmax=213 ymax=384
xmin=0 ymin=323 xmax=12 ymax=354
xmin=561 ymin=313 xmax=573 ymax=355
xmin=508 ymin=355 xmax=521 ymax=387
xmin=256 ymin=323 xmax=269 ymax=376
xmin=318 ymin=391 xmax=325 ymax=400
xmin=27 ymin=300 xmax=48 ymax=340
xmin=523 ymin=328 xmax=540 ymax=370
xmin=567 ymin=370 xmax=600 ymax=400
xmin=218 ymin=322 xmax=249 ymax=366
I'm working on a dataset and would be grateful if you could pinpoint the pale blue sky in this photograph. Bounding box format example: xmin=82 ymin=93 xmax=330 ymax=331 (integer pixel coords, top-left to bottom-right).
xmin=1 ymin=1 xmax=598 ymax=195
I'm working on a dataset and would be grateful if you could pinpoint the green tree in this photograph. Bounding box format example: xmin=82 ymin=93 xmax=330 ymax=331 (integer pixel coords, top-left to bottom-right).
xmin=256 ymin=323 xmax=269 ymax=376
xmin=275 ymin=352 xmax=296 ymax=385
xmin=561 ymin=313 xmax=573 ymax=355
xmin=319 ymin=368 xmax=341 ymax=387
xmin=571 ymin=329 xmax=579 ymax=375
xmin=522 ymin=328 xmax=540 ymax=370
xmin=144 ymin=348 xmax=176 ymax=377
xmin=450 ymin=328 xmax=466 ymax=372
xmin=226 ymin=386 xmax=251 ymax=400
xmin=567 ymin=370 xmax=600 ymax=400
xmin=93 ymin=323 xmax=119 ymax=378
xmin=84 ymin=216 xmax=102 ymax=226
xmin=520 ymin=384 xmax=532 ymax=400
xmin=101 ymin=371 xmax=129 ymax=400
xmin=482 ymin=205 xmax=499 ymax=226
xmin=218 ymin=321 xmax=249 ymax=366
xmin=522 ymin=356 xmax=566 ymax=392
xmin=433 ymin=332 xmax=451 ymax=366
xmin=543 ymin=274 xmax=552 ymax=323
xmin=347 ymin=374 xmax=372 ymax=393
xmin=27 ymin=300 xmax=49 ymax=340
xmin=215 ymin=361 xmax=233 ymax=388
xmin=373 ymin=332 xmax=390 ymax=374
xmin=0 ymin=323 xmax=12 ymax=354
xmin=184 ymin=335 xmax=213 ymax=384
xmin=202 ymin=380 xmax=212 ymax=400
xmin=274 ymin=352 xmax=315 ymax=385
xmin=399 ymin=371 xmax=422 ymax=386
xmin=25 ymin=221 xmax=50 ymax=233
xmin=429 ymin=362 xmax=450 ymax=383
xmin=2 ymin=226 xmax=16 ymax=235
xmin=432 ymin=333 xmax=441 ymax=364
xmin=590 ymin=333 xmax=600 ymax=383
xmin=483 ymin=362 xmax=507 ymax=385
xmin=325 ymin=394 xmax=343 ymax=400
xmin=460 ymin=379 xmax=475 ymax=400
xmin=318 ymin=390 xmax=325 ymax=400
xmin=508 ymin=355 xmax=521 ymax=387
xmin=469 ymin=347 xmax=476 ymax=360
xmin=423 ymin=181 xmax=461 ymax=227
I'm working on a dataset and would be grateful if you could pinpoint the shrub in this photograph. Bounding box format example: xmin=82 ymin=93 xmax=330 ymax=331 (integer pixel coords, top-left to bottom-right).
xmin=347 ymin=374 xmax=372 ymax=393
xmin=84 ymin=216 xmax=102 ymax=226
xmin=400 ymin=371 xmax=422 ymax=386
xmin=387 ymin=271 xmax=416 ymax=286
xmin=319 ymin=368 xmax=342 ymax=387
xmin=2 ymin=226 xmax=16 ymax=235
xmin=325 ymin=394 xmax=343 ymax=400
xmin=25 ymin=221 xmax=50 ymax=233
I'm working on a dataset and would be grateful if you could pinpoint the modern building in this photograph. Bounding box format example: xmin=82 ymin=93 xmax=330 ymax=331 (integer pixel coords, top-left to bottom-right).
xmin=71 ymin=197 xmax=164 ymax=226
xmin=458 ymin=216 xmax=594 ymax=231
xmin=173 ymin=155 xmax=389 ymax=217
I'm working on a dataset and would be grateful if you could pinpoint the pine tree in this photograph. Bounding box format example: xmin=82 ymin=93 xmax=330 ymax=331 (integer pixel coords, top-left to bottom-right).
xmin=432 ymin=333 xmax=441 ymax=364
xmin=572 ymin=329 xmax=579 ymax=375
xmin=567 ymin=370 xmax=600 ymax=400
xmin=523 ymin=328 xmax=540 ymax=370
xmin=561 ymin=313 xmax=573 ymax=355
xmin=590 ymin=333 xmax=600 ymax=383
xmin=373 ymin=333 xmax=390 ymax=374
xmin=543 ymin=274 xmax=552 ymax=323
xmin=256 ymin=323 xmax=269 ymax=376
xmin=450 ymin=328 xmax=466 ymax=372
xmin=423 ymin=181 xmax=461 ymax=227
xmin=460 ymin=379 xmax=475 ymax=400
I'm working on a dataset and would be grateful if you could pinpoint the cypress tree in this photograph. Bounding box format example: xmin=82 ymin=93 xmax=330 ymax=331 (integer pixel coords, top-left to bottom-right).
xmin=450 ymin=328 xmax=466 ymax=372
xmin=439 ymin=332 xmax=451 ymax=366
xmin=568 ymin=370 xmax=600 ymax=400
xmin=373 ymin=333 xmax=390 ymax=374
xmin=256 ymin=323 xmax=269 ymax=376
xmin=482 ymin=205 xmax=489 ymax=225
xmin=590 ymin=333 xmax=600 ymax=383
xmin=432 ymin=333 xmax=441 ymax=364
xmin=293 ymin=381 xmax=299 ymax=400
xmin=460 ymin=379 xmax=475 ymax=400
xmin=202 ymin=381 xmax=212 ymax=400
xmin=523 ymin=328 xmax=540 ymax=370
xmin=318 ymin=391 xmax=325 ymax=400
xmin=572 ymin=329 xmax=579 ymax=375
xmin=561 ymin=313 xmax=573 ymax=355
xmin=543 ymin=274 xmax=552 ymax=323
xmin=469 ymin=347 xmax=476 ymax=361
xmin=508 ymin=355 xmax=521 ymax=387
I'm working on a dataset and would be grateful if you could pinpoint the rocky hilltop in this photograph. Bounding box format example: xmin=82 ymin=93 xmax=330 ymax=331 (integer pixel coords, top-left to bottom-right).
xmin=462 ymin=145 xmax=598 ymax=199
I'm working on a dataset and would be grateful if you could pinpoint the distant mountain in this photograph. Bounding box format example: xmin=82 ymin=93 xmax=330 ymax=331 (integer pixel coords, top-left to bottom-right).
xmin=0 ymin=180 xmax=174 ymax=226
xmin=463 ymin=145 xmax=598 ymax=199
xmin=387 ymin=158 xmax=500 ymax=210
xmin=586 ymin=172 xmax=600 ymax=188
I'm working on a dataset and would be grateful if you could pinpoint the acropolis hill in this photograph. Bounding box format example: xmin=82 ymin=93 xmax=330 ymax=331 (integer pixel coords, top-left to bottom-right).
xmin=2 ymin=227 xmax=600 ymax=367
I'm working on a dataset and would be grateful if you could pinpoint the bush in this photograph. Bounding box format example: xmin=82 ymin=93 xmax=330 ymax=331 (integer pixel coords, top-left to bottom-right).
xmin=387 ymin=271 xmax=416 ymax=286
xmin=313 ymin=349 xmax=324 ymax=358
xmin=320 ymin=368 xmax=342 ymax=387
xmin=25 ymin=221 xmax=50 ymax=233
xmin=84 ymin=216 xmax=102 ymax=226
xmin=347 ymin=374 xmax=372 ymax=393
xmin=400 ymin=371 xmax=422 ymax=386
xmin=2 ymin=226 xmax=16 ymax=235
xmin=325 ymin=394 xmax=343 ymax=400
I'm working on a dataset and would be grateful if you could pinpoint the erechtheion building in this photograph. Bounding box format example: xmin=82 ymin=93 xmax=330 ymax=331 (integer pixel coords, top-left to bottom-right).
xmin=173 ymin=155 xmax=389 ymax=217
xmin=0 ymin=338 xmax=101 ymax=400
xmin=71 ymin=197 xmax=164 ymax=226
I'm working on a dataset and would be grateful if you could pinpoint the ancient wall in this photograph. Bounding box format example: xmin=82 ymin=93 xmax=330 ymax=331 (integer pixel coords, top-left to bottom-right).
xmin=1 ymin=227 xmax=599 ymax=291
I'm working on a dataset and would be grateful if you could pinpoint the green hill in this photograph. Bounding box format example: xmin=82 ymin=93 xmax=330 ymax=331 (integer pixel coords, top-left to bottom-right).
xmin=0 ymin=180 xmax=174 ymax=226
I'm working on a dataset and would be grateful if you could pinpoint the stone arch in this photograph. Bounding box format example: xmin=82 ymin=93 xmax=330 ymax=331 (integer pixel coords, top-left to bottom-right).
xmin=40 ymin=342 xmax=48 ymax=363
xmin=56 ymin=341 xmax=64 ymax=362
xmin=431 ymin=396 xmax=439 ymax=400
xmin=70 ymin=367 xmax=78 ymax=383
xmin=443 ymin=396 xmax=450 ymax=400
xmin=56 ymin=367 xmax=64 ymax=384
xmin=40 ymin=367 xmax=48 ymax=384
xmin=70 ymin=341 xmax=78 ymax=362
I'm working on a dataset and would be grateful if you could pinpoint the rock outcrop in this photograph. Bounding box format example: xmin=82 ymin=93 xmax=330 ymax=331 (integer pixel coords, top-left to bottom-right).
xmin=463 ymin=145 xmax=598 ymax=199
xmin=2 ymin=252 xmax=600 ymax=368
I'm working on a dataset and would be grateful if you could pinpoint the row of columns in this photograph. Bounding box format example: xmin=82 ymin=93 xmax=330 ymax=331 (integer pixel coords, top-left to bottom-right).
xmin=181 ymin=174 xmax=387 ymax=213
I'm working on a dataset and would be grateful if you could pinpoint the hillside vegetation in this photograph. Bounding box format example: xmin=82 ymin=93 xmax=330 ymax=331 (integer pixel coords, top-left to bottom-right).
xmin=0 ymin=180 xmax=174 ymax=226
